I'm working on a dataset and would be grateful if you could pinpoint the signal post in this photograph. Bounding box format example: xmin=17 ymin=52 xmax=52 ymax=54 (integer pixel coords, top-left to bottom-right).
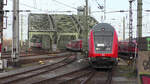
xmin=11 ymin=0 xmax=20 ymax=67
xmin=82 ymin=0 xmax=89 ymax=57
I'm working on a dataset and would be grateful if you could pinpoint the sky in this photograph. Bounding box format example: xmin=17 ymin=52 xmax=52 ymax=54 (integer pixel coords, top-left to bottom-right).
xmin=3 ymin=0 xmax=150 ymax=40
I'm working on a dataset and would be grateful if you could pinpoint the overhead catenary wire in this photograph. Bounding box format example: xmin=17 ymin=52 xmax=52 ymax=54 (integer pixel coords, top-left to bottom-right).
xmin=33 ymin=0 xmax=37 ymax=8
xmin=9 ymin=0 xmax=46 ymax=12
xmin=52 ymin=0 xmax=77 ymax=10
xmin=133 ymin=0 xmax=137 ymax=10
xmin=94 ymin=0 xmax=104 ymax=9
xmin=92 ymin=9 xmax=150 ymax=14
xmin=92 ymin=0 xmax=106 ymax=22
xmin=9 ymin=0 xmax=76 ymax=13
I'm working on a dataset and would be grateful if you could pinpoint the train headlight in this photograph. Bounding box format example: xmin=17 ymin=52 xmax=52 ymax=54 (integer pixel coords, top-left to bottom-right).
xmin=130 ymin=56 xmax=133 ymax=59
xmin=96 ymin=48 xmax=100 ymax=50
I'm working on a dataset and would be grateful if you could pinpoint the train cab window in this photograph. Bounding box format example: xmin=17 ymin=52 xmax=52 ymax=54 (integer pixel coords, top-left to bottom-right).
xmin=93 ymin=31 xmax=113 ymax=52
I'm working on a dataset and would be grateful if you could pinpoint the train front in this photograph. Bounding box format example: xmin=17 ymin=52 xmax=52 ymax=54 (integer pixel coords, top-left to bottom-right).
xmin=88 ymin=23 xmax=118 ymax=68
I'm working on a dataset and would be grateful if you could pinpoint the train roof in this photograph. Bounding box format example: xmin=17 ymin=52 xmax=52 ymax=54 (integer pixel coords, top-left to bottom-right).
xmin=92 ymin=23 xmax=115 ymax=31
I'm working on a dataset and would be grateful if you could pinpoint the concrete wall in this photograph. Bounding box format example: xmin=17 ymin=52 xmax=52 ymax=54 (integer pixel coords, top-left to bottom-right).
xmin=138 ymin=51 xmax=150 ymax=84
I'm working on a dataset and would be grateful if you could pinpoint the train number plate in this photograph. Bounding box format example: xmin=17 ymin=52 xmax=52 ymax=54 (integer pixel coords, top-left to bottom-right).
xmin=97 ymin=44 xmax=104 ymax=47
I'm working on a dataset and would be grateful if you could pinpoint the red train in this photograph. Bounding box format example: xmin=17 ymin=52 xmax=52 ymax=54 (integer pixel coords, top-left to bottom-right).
xmin=118 ymin=40 xmax=138 ymax=60
xmin=66 ymin=23 xmax=118 ymax=68
xmin=30 ymin=36 xmax=42 ymax=48
xmin=30 ymin=42 xmax=42 ymax=48
xmin=88 ymin=23 xmax=118 ymax=68
xmin=66 ymin=39 xmax=82 ymax=51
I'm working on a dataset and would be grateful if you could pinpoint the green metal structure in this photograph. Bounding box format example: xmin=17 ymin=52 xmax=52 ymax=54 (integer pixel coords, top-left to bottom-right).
xmin=147 ymin=38 xmax=150 ymax=51
xmin=28 ymin=14 xmax=55 ymax=51
xmin=28 ymin=13 xmax=98 ymax=50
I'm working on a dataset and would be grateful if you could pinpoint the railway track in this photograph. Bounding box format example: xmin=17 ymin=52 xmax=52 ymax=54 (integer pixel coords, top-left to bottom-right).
xmin=0 ymin=55 xmax=76 ymax=84
xmin=33 ymin=68 xmax=114 ymax=84
xmin=79 ymin=70 xmax=96 ymax=84
xmin=0 ymin=51 xmax=115 ymax=84
xmin=2 ymin=51 xmax=68 ymax=59
xmin=2 ymin=52 xmax=71 ymax=65
xmin=105 ymin=69 xmax=113 ymax=84
xmin=35 ymin=68 xmax=93 ymax=84
xmin=78 ymin=69 xmax=114 ymax=84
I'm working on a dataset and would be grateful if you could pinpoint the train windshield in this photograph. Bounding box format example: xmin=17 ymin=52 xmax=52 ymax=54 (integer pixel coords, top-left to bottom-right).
xmin=94 ymin=31 xmax=113 ymax=53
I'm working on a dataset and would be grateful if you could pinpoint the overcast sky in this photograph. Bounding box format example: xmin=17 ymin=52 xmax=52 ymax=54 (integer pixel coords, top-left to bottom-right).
xmin=3 ymin=0 xmax=150 ymax=40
